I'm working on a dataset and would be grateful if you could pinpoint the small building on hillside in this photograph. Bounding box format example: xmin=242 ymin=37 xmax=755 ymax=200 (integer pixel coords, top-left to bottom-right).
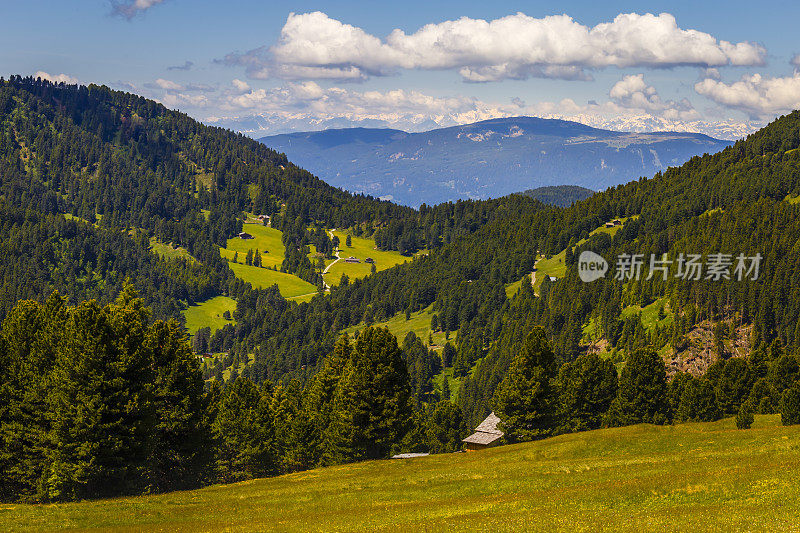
xmin=604 ymin=222 xmax=615 ymax=228
xmin=239 ymin=232 xmax=253 ymax=240
xmin=462 ymin=412 xmax=504 ymax=451
xmin=364 ymin=257 xmax=374 ymax=264
xmin=344 ymin=256 xmax=360 ymax=263
xmin=612 ymin=219 xmax=622 ymax=226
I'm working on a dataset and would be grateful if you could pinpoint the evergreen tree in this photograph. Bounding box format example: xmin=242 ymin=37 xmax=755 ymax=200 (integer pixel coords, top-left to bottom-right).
xmin=607 ymin=347 xmax=669 ymax=426
xmin=493 ymin=328 xmax=558 ymax=442
xmin=212 ymin=377 xmax=277 ymax=482
xmin=324 ymin=327 xmax=412 ymax=463
xmin=145 ymin=320 xmax=212 ymax=492
xmin=46 ymin=286 xmax=156 ymax=501
xmin=557 ymin=353 xmax=618 ymax=432
xmin=345 ymin=234 xmax=352 ymax=247
xmin=676 ymin=378 xmax=721 ymax=422
xmin=715 ymin=358 xmax=755 ymax=415
xmin=780 ymin=382 xmax=800 ymax=426
xmin=427 ymin=400 xmax=468 ymax=453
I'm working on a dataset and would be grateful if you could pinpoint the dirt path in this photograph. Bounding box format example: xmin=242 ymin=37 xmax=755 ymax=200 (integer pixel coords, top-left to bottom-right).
xmin=321 ymin=229 xmax=341 ymax=290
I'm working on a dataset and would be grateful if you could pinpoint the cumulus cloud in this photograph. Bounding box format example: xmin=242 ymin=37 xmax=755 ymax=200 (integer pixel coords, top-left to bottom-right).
xmin=232 ymin=79 xmax=250 ymax=92
xmin=34 ymin=71 xmax=79 ymax=85
xmin=610 ymin=74 xmax=699 ymax=120
xmin=695 ymin=73 xmax=800 ymax=119
xmin=167 ymin=61 xmax=194 ymax=71
xmin=223 ymin=11 xmax=766 ymax=82
xmin=111 ymin=0 xmax=167 ymax=19
xmin=204 ymin=78 xmax=755 ymax=140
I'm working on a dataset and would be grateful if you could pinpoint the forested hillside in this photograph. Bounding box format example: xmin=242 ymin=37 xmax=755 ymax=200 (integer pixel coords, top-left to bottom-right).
xmin=4 ymin=76 xmax=800 ymax=504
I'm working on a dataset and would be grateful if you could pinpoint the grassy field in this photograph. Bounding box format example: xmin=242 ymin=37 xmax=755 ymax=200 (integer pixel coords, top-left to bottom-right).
xmin=324 ymin=230 xmax=409 ymax=287
xmin=150 ymin=238 xmax=197 ymax=263
xmin=182 ymin=296 xmax=237 ymax=336
xmin=7 ymin=415 xmax=800 ymax=532
xmin=227 ymin=262 xmax=317 ymax=298
xmin=343 ymin=304 xmax=450 ymax=350
xmin=218 ymin=223 xmax=318 ymax=299
xmin=621 ymin=297 xmax=674 ymax=332
xmin=506 ymin=216 xmax=638 ymax=296
xmin=220 ymin=223 xmax=285 ymax=269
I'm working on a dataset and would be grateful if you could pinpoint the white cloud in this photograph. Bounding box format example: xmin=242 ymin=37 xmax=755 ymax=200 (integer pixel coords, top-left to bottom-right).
xmin=206 ymin=79 xmax=755 ymax=140
xmin=695 ymin=73 xmax=800 ymax=119
xmin=155 ymin=78 xmax=182 ymax=90
xmin=224 ymin=11 xmax=766 ymax=82
xmin=112 ymin=0 xmax=166 ymax=19
xmin=34 ymin=71 xmax=79 ymax=84
xmin=232 ymin=79 xmax=250 ymax=92
xmin=609 ymin=74 xmax=699 ymax=120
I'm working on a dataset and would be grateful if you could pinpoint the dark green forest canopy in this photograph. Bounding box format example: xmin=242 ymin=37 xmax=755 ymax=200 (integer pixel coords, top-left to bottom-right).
xmin=4 ymin=76 xmax=800 ymax=427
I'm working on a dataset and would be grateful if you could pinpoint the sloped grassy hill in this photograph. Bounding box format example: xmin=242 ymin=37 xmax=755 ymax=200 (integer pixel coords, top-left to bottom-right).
xmin=7 ymin=416 xmax=799 ymax=532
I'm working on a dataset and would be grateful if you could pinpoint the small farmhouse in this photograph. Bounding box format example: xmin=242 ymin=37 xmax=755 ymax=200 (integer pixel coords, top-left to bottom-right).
xmin=604 ymin=222 xmax=615 ymax=228
xmin=462 ymin=412 xmax=503 ymax=451
xmin=612 ymin=219 xmax=622 ymax=225
xmin=344 ymin=256 xmax=360 ymax=263
xmin=238 ymin=232 xmax=253 ymax=240
xmin=364 ymin=257 xmax=374 ymax=264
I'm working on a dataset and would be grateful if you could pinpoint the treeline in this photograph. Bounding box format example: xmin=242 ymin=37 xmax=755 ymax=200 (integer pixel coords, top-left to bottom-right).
xmin=0 ymin=291 xmax=466 ymax=503
xmin=493 ymin=328 xmax=800 ymax=444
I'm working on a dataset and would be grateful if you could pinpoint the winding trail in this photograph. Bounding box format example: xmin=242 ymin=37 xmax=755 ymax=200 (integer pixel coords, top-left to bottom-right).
xmin=321 ymin=229 xmax=341 ymax=290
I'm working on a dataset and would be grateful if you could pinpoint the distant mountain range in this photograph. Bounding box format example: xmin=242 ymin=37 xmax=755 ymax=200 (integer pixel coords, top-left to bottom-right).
xmin=259 ymin=117 xmax=733 ymax=206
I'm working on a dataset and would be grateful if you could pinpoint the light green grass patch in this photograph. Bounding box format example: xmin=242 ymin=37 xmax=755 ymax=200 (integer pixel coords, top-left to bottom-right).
xmin=785 ymin=194 xmax=800 ymax=205
xmin=227 ymin=262 xmax=316 ymax=297
xmin=8 ymin=416 xmax=800 ymax=532
xmin=221 ymin=223 xmax=285 ymax=268
xmin=150 ymin=237 xmax=197 ymax=263
xmin=183 ymin=296 xmax=237 ymax=336
xmin=343 ymin=304 xmax=450 ymax=350
xmin=325 ymin=230 xmax=409 ymax=287
xmin=621 ymin=296 xmax=674 ymax=332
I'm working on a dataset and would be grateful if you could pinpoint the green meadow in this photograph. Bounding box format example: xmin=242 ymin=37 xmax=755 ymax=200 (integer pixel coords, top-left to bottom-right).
xmin=220 ymin=223 xmax=285 ymax=269
xmin=343 ymin=304 xmax=450 ymax=350
xmin=227 ymin=262 xmax=316 ymax=297
xmin=182 ymin=296 xmax=237 ymax=336
xmin=506 ymin=216 xmax=637 ymax=297
xmin=218 ymin=223 xmax=317 ymax=299
xmin=7 ymin=415 xmax=800 ymax=532
xmin=324 ymin=230 xmax=409 ymax=287
xmin=149 ymin=238 xmax=197 ymax=263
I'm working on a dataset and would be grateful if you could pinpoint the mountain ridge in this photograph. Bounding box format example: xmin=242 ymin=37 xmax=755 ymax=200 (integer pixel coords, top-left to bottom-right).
xmin=260 ymin=116 xmax=732 ymax=206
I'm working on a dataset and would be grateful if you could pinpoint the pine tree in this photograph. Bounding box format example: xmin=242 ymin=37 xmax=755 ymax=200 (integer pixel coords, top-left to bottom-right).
xmin=145 ymin=319 xmax=212 ymax=492
xmin=493 ymin=327 xmax=559 ymax=442
xmin=46 ymin=286 xmax=156 ymax=501
xmin=557 ymin=352 xmax=618 ymax=432
xmin=780 ymin=383 xmax=800 ymax=426
xmin=427 ymin=400 xmax=468 ymax=453
xmin=346 ymin=234 xmax=352 ymax=247
xmin=212 ymin=377 xmax=277 ymax=482
xmin=324 ymin=327 xmax=412 ymax=463
xmin=607 ymin=347 xmax=669 ymax=426
xmin=0 ymin=294 xmax=66 ymax=501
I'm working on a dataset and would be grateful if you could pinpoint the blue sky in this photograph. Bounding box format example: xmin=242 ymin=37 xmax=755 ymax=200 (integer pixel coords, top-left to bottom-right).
xmin=2 ymin=0 xmax=799 ymax=139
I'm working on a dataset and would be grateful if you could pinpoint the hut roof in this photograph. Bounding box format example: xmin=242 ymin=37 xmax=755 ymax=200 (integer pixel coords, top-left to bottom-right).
xmin=462 ymin=412 xmax=504 ymax=445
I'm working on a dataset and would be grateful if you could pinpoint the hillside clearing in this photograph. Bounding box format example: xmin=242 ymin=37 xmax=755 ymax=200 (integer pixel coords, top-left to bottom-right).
xmin=183 ymin=296 xmax=237 ymax=336
xmin=324 ymin=230 xmax=409 ymax=287
xmin=6 ymin=415 xmax=800 ymax=532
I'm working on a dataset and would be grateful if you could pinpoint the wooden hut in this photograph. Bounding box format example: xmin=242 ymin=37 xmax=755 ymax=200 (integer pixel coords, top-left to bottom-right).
xmin=462 ymin=412 xmax=503 ymax=451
